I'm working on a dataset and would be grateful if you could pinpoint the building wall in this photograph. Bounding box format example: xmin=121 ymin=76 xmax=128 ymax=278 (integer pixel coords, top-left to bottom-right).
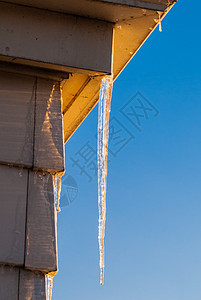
xmin=0 ymin=67 xmax=65 ymax=299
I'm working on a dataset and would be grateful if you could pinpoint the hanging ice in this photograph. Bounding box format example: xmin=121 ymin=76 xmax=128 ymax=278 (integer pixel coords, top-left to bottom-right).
xmin=97 ymin=76 xmax=113 ymax=285
xmin=46 ymin=172 xmax=63 ymax=300
xmin=158 ymin=13 xmax=162 ymax=32
xmin=53 ymin=173 xmax=63 ymax=213
xmin=46 ymin=274 xmax=53 ymax=300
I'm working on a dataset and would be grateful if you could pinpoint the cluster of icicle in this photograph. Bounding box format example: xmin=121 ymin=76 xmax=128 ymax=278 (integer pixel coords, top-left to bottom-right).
xmin=45 ymin=84 xmax=64 ymax=300
xmin=97 ymin=76 xmax=113 ymax=285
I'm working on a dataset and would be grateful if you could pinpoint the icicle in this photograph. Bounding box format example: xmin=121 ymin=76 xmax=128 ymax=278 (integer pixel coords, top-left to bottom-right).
xmin=53 ymin=172 xmax=64 ymax=213
xmin=46 ymin=274 xmax=53 ymax=300
xmin=97 ymin=75 xmax=113 ymax=285
xmin=46 ymin=172 xmax=63 ymax=299
xmin=46 ymin=271 xmax=57 ymax=300
xmin=158 ymin=13 xmax=162 ymax=32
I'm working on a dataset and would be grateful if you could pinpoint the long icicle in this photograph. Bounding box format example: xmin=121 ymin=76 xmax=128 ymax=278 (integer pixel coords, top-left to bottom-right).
xmin=97 ymin=76 xmax=113 ymax=285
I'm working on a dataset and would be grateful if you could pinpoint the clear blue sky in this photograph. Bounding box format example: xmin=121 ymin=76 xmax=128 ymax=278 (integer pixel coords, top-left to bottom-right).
xmin=53 ymin=1 xmax=201 ymax=299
